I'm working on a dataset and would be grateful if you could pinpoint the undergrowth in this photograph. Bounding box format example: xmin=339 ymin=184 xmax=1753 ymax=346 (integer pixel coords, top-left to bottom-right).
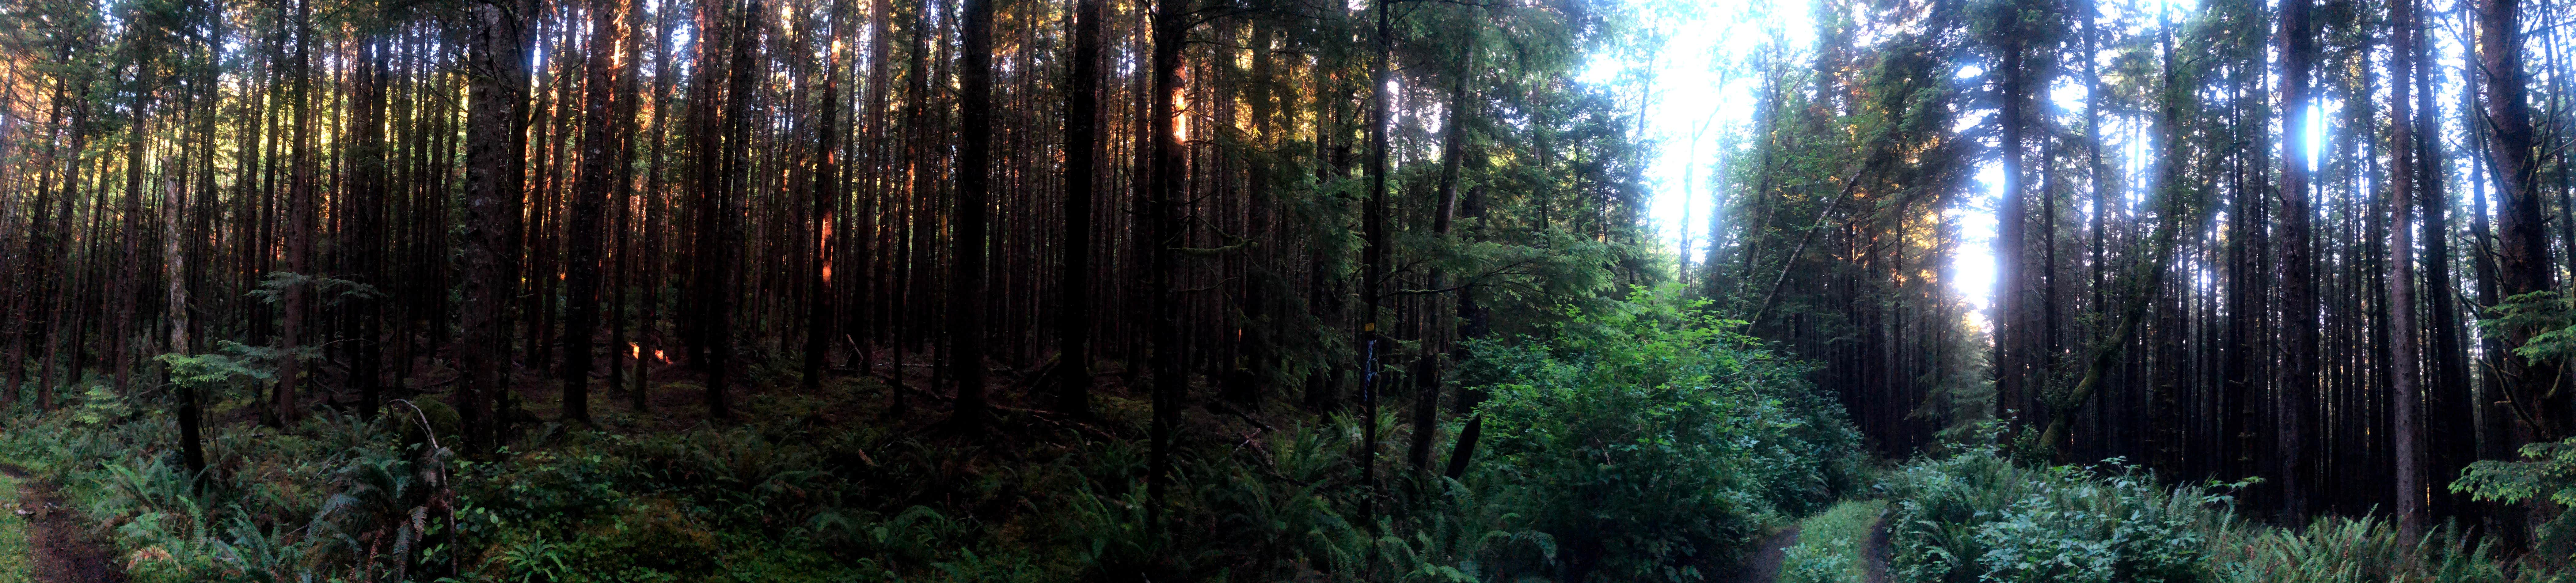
xmin=1884 ymin=445 xmax=2558 ymax=583
xmin=0 ymin=289 xmax=1866 ymax=582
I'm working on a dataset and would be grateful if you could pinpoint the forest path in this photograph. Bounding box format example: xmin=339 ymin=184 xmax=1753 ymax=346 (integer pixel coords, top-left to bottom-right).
xmin=1863 ymin=509 xmax=1890 ymax=583
xmin=0 ymin=465 xmax=125 ymax=583
xmin=1743 ymin=500 xmax=1891 ymax=583
xmin=1733 ymin=524 xmax=1800 ymax=582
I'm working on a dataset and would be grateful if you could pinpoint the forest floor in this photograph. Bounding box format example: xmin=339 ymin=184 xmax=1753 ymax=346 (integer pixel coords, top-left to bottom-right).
xmin=0 ymin=465 xmax=123 ymax=583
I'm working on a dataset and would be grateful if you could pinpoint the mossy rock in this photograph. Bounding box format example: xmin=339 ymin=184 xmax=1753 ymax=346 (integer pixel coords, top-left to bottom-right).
xmin=394 ymin=398 xmax=461 ymax=450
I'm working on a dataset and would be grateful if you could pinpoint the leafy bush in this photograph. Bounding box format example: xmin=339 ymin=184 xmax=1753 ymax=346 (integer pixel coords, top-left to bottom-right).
xmin=1463 ymin=289 xmax=1867 ymax=581
xmin=1886 ymin=447 xmax=2552 ymax=583
xmin=2453 ymin=437 xmax=2576 ymax=572
xmin=1882 ymin=449 xmax=2224 ymax=583
xmin=2201 ymin=517 xmax=2523 ymax=583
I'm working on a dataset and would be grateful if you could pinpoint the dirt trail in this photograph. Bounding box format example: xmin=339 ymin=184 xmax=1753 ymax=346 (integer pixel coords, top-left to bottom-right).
xmin=0 ymin=465 xmax=126 ymax=583
xmin=1864 ymin=509 xmax=1891 ymax=583
xmin=1734 ymin=524 xmax=1801 ymax=583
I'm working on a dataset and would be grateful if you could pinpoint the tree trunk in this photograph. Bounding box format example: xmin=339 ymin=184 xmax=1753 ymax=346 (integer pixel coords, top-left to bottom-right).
xmin=276 ymin=0 xmax=317 ymax=425
xmin=164 ymin=143 xmax=203 ymax=487
xmin=2387 ymin=0 xmax=2426 ymax=539
xmin=2418 ymin=6 xmax=2477 ymax=521
xmin=1055 ymin=0 xmax=1104 ymax=417
xmin=1410 ymin=18 xmax=1475 ymax=472
xmin=562 ymin=0 xmax=627 ymax=425
xmin=944 ymin=0 xmax=994 ymax=427
xmin=1357 ymin=0 xmax=1392 ymax=526
xmin=2482 ymin=0 xmax=2562 ymax=440
xmin=2275 ymin=0 xmax=2318 ymax=518
xmin=1146 ymin=0 xmax=1191 ymax=526
xmin=462 ymin=0 xmax=530 ymax=453
xmin=1993 ymin=29 xmax=2028 ymax=426
xmin=803 ymin=0 xmax=848 ymax=396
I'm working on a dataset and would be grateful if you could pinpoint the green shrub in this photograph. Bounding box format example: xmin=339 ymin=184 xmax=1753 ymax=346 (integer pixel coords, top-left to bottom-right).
xmin=1464 ymin=289 xmax=1867 ymax=582
xmin=1883 ymin=450 xmax=2223 ymax=583
xmin=1887 ymin=447 xmax=2547 ymax=583
xmin=2199 ymin=516 xmax=2524 ymax=583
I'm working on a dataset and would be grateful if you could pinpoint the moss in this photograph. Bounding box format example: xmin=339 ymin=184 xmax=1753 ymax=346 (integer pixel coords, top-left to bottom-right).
xmin=393 ymin=397 xmax=461 ymax=449
xmin=577 ymin=498 xmax=721 ymax=575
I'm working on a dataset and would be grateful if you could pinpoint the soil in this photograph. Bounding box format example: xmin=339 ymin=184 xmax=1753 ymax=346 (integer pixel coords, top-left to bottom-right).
xmin=1735 ymin=524 xmax=1801 ymax=583
xmin=0 ymin=465 xmax=126 ymax=583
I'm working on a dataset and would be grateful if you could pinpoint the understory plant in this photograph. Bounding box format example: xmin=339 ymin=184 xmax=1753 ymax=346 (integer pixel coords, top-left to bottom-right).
xmin=0 ymin=290 xmax=1865 ymax=583
xmin=1887 ymin=446 xmax=2555 ymax=583
xmin=1464 ymin=289 xmax=1870 ymax=582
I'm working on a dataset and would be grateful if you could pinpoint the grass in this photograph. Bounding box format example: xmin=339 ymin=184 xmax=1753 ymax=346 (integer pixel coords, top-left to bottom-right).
xmin=0 ymin=471 xmax=32 ymax=583
xmin=1779 ymin=499 xmax=1884 ymax=583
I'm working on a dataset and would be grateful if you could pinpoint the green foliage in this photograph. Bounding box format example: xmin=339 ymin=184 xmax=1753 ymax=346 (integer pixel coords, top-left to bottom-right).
xmin=2480 ymin=291 xmax=2576 ymax=364
xmin=154 ymin=343 xmax=275 ymax=392
xmin=0 ymin=472 xmax=33 ymax=583
xmin=74 ymin=383 xmax=131 ymax=425
xmin=1465 ymin=288 xmax=1867 ymax=581
xmin=1883 ymin=449 xmax=2225 ymax=583
xmin=2453 ymin=437 xmax=2576 ymax=508
xmin=2202 ymin=517 xmax=2523 ymax=583
xmin=0 ymin=290 xmax=1878 ymax=583
xmin=246 ymin=271 xmax=386 ymax=308
xmin=1887 ymin=448 xmax=2548 ymax=583
xmin=2452 ymin=437 xmax=2576 ymax=566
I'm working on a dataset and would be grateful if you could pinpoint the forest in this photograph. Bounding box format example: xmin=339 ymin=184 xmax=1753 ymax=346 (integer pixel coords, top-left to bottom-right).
xmin=0 ymin=0 xmax=2570 ymax=578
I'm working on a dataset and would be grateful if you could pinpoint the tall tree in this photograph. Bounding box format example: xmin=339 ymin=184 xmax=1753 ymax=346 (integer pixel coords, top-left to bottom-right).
xmin=2380 ymin=0 xmax=2421 ymax=539
xmin=1990 ymin=2 xmax=2032 ymax=426
xmin=1357 ymin=0 xmax=1394 ymax=524
xmin=1056 ymin=0 xmax=1105 ymax=417
xmin=461 ymin=0 xmax=532 ymax=452
xmin=2275 ymin=0 xmax=2319 ymax=517
xmin=1146 ymin=0 xmax=1193 ymax=524
xmin=801 ymin=0 xmax=847 ymax=396
xmin=1411 ymin=15 xmax=1477 ymax=472
xmin=563 ymin=0 xmax=632 ymax=424
xmin=944 ymin=0 xmax=995 ymax=427
xmin=274 ymin=0 xmax=317 ymax=425
xmin=2387 ymin=0 xmax=2425 ymax=539
xmin=2482 ymin=0 xmax=2562 ymax=440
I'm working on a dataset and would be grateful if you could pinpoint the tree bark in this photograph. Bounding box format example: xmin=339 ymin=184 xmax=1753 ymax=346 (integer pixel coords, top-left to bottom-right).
xmin=2387 ymin=0 xmax=2425 ymax=539
xmin=803 ymin=0 xmax=848 ymax=396
xmin=462 ymin=0 xmax=530 ymax=453
xmin=563 ymin=0 xmax=630 ymax=425
xmin=1411 ymin=17 xmax=1475 ymax=473
xmin=275 ymin=0 xmax=317 ymax=425
xmin=1145 ymin=0 xmax=1192 ymax=526
xmin=1055 ymin=0 xmax=1104 ymax=417
xmin=2275 ymin=0 xmax=2319 ymax=518
xmin=944 ymin=0 xmax=995 ymax=427
xmin=2482 ymin=0 xmax=2562 ymax=440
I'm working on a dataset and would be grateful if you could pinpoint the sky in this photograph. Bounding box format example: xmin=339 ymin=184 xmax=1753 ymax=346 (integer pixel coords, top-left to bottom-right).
xmin=1586 ymin=0 xmax=2006 ymax=324
xmin=1597 ymin=0 xmax=2483 ymax=332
